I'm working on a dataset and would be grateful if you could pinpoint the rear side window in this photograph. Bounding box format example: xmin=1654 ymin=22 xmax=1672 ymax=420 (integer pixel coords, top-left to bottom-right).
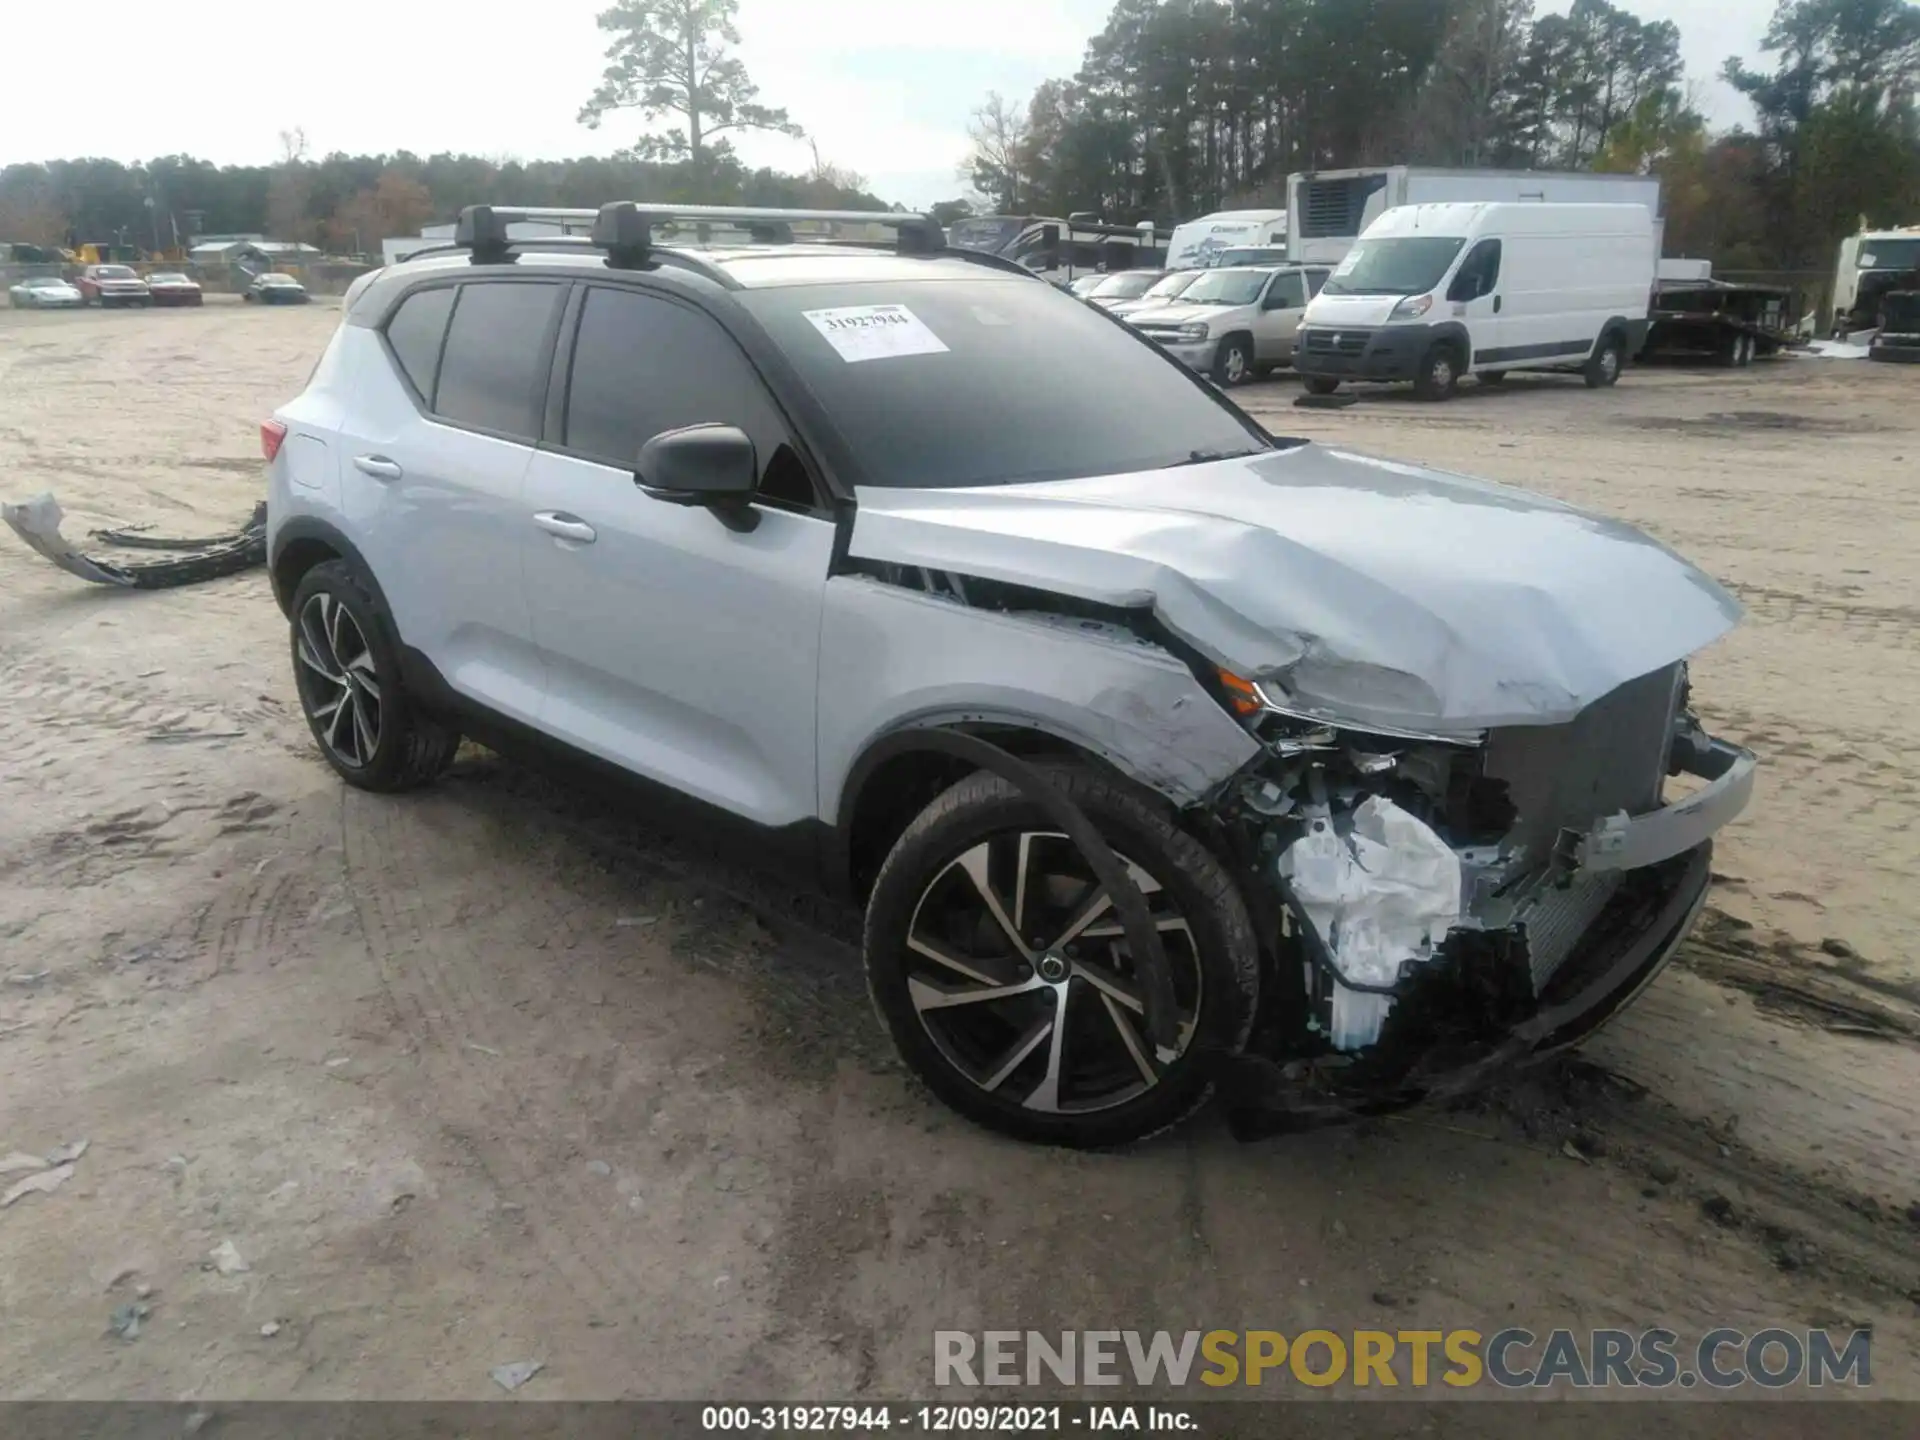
xmin=383 ymin=286 xmax=455 ymax=403
xmin=564 ymin=286 xmax=817 ymax=508
xmin=434 ymin=281 xmax=564 ymax=440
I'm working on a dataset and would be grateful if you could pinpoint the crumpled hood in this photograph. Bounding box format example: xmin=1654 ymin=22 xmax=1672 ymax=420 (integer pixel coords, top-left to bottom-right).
xmin=847 ymin=443 xmax=1742 ymax=733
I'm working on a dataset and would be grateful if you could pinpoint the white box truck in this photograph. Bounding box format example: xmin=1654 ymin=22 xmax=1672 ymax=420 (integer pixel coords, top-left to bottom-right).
xmin=1286 ymin=167 xmax=1661 ymax=265
xmin=1294 ymin=200 xmax=1658 ymax=400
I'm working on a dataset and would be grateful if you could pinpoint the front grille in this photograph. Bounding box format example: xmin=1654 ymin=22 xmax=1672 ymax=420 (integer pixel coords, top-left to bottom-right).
xmin=1518 ymin=873 xmax=1623 ymax=991
xmin=1482 ymin=663 xmax=1685 ymax=864
xmin=1301 ymin=328 xmax=1371 ymax=356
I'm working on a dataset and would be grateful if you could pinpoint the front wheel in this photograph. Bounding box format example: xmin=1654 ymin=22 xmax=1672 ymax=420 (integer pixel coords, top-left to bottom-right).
xmin=1303 ymin=376 xmax=1340 ymax=396
xmin=1584 ymin=333 xmax=1624 ymax=388
xmin=289 ymin=560 xmax=460 ymax=792
xmin=1413 ymin=342 xmax=1461 ymax=401
xmin=1211 ymin=335 xmax=1253 ymax=387
xmin=863 ymin=766 xmax=1261 ymax=1148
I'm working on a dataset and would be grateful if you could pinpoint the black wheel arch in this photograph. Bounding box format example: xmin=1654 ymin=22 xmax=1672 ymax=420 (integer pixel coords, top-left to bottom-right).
xmin=269 ymin=516 xmax=386 ymax=620
xmin=831 ymin=722 xmax=1152 ymax=906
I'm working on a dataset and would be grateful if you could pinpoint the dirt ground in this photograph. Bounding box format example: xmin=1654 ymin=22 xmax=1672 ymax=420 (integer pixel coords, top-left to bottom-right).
xmin=1 ymin=299 xmax=1917 ymax=1416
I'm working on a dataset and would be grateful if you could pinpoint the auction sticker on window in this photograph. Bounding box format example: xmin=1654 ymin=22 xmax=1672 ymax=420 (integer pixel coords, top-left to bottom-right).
xmin=803 ymin=304 xmax=949 ymax=363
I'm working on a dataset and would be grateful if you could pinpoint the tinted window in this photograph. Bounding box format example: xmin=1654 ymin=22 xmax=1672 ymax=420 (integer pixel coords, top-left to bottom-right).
xmin=564 ymin=287 xmax=815 ymax=508
xmin=435 ymin=281 xmax=563 ymax=439
xmin=738 ymin=277 xmax=1271 ymax=490
xmin=1180 ymin=269 xmax=1270 ymax=306
xmin=384 ymin=285 xmax=456 ymax=404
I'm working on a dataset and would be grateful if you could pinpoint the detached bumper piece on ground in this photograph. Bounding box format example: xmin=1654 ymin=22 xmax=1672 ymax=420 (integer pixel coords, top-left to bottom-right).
xmin=1 ymin=492 xmax=267 ymax=589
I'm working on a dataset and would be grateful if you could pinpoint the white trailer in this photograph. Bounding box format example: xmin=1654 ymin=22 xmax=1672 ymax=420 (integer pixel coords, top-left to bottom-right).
xmin=1286 ymin=167 xmax=1662 ymax=266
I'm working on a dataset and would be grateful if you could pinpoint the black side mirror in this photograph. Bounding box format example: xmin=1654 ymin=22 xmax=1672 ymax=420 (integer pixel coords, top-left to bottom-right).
xmin=636 ymin=423 xmax=760 ymax=533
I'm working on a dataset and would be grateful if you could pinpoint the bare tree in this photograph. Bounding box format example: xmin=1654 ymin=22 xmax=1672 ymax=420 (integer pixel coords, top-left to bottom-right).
xmin=266 ymin=127 xmax=314 ymax=243
xmin=579 ymin=0 xmax=802 ymax=180
xmin=963 ymin=91 xmax=1031 ymax=211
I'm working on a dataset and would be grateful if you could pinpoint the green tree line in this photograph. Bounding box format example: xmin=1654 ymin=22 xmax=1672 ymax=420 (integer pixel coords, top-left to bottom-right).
xmin=962 ymin=0 xmax=1920 ymax=271
xmin=0 ymin=146 xmax=888 ymax=259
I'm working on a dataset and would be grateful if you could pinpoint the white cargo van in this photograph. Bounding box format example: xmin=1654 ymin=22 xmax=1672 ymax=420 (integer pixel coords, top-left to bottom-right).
xmin=1294 ymin=201 xmax=1656 ymax=400
xmin=1165 ymin=210 xmax=1288 ymax=270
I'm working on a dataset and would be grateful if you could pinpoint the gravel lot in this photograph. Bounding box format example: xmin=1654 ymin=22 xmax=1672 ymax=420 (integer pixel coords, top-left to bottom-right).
xmin=1 ymin=298 xmax=1916 ymax=1412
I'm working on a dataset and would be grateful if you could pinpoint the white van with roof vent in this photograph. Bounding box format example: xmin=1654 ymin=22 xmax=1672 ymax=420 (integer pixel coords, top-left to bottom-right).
xmin=1294 ymin=201 xmax=1656 ymax=400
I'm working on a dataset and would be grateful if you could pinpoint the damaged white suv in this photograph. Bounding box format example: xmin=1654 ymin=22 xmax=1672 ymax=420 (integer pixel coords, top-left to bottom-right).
xmin=265 ymin=203 xmax=1756 ymax=1147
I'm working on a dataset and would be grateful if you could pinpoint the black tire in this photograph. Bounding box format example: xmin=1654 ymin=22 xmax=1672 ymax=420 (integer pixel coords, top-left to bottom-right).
xmin=1412 ymin=341 xmax=1461 ymax=401
xmin=863 ymin=765 xmax=1261 ymax=1148
xmin=1584 ymin=331 xmax=1624 ymax=388
xmin=1479 ymin=370 xmax=1507 ymax=385
xmin=1211 ymin=334 xmax=1254 ymax=387
xmin=1303 ymin=376 xmax=1340 ymax=396
xmin=289 ymin=560 xmax=460 ymax=793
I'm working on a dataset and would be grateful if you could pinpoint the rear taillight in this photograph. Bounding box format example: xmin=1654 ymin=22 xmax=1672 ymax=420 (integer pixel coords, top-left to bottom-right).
xmin=260 ymin=420 xmax=288 ymax=462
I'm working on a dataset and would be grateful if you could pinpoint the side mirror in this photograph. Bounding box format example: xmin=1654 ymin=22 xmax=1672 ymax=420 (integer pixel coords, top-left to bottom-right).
xmin=636 ymin=423 xmax=760 ymax=533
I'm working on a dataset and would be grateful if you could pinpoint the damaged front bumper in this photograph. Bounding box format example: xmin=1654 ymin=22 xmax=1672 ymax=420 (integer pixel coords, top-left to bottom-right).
xmin=1220 ymin=840 xmax=1715 ymax=1137
xmin=1212 ymin=672 xmax=1754 ymax=1136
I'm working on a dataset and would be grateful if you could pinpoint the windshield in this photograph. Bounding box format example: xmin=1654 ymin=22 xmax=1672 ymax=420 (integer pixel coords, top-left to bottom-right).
xmin=95 ymin=265 xmax=137 ymax=279
xmin=1179 ymin=269 xmax=1271 ymax=306
xmin=151 ymin=273 xmax=189 ymax=283
xmin=1090 ymin=271 xmax=1160 ymax=299
xmin=739 ymin=277 xmax=1269 ymax=488
xmin=1322 ymin=237 xmax=1465 ymax=296
xmin=261 ymin=274 xmax=297 ymax=284
xmin=1218 ymin=247 xmax=1288 ymax=266
xmin=1859 ymin=238 xmax=1920 ymax=270
xmin=1141 ymin=271 xmax=1199 ymax=300
xmin=27 ymin=277 xmax=69 ymax=288
xmin=946 ymin=218 xmax=1022 ymax=254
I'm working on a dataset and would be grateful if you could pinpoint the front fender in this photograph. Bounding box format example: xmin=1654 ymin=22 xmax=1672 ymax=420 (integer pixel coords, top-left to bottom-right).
xmin=818 ymin=575 xmax=1260 ymax=823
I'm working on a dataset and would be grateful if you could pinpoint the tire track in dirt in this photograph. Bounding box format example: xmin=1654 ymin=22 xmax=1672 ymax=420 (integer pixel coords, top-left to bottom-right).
xmin=335 ymin=782 xmax=673 ymax=1326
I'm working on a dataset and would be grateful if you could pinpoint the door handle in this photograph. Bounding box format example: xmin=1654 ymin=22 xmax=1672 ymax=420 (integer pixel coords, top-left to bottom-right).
xmin=353 ymin=454 xmax=403 ymax=481
xmin=1493 ymin=295 xmax=1503 ymax=313
xmin=533 ymin=511 xmax=597 ymax=544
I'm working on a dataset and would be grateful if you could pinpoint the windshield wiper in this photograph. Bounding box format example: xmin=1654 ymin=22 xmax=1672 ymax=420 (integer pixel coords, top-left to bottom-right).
xmin=1171 ymin=446 xmax=1267 ymax=468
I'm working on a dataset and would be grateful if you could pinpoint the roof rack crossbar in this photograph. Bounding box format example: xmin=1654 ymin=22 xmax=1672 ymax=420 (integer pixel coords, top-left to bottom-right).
xmin=451 ymin=201 xmax=947 ymax=270
xmin=592 ymin=201 xmax=944 ymax=266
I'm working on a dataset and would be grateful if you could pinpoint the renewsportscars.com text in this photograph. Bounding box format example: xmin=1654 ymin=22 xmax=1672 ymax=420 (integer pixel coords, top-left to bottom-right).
xmin=934 ymin=1327 xmax=1872 ymax=1390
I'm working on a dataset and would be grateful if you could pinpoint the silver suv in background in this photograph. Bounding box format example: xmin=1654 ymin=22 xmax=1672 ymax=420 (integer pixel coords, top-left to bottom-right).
xmin=264 ymin=203 xmax=1754 ymax=1148
xmin=1126 ymin=263 xmax=1331 ymax=384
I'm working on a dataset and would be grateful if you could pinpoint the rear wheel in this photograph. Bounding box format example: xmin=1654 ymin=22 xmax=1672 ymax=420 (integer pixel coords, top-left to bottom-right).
xmin=289 ymin=560 xmax=460 ymax=792
xmin=1413 ymin=342 xmax=1461 ymax=401
xmin=1212 ymin=335 xmax=1253 ymax=387
xmin=1303 ymin=376 xmax=1340 ymax=396
xmin=1584 ymin=332 xmax=1624 ymax=388
xmin=863 ymin=766 xmax=1260 ymax=1148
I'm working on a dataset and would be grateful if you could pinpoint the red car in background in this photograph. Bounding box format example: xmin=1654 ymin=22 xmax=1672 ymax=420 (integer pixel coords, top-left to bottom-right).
xmin=146 ymin=272 xmax=203 ymax=306
xmin=76 ymin=264 xmax=150 ymax=307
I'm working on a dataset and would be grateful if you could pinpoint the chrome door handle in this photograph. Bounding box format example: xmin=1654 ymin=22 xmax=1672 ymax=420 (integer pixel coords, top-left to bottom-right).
xmin=533 ymin=511 xmax=597 ymax=544
xmin=353 ymin=454 xmax=403 ymax=481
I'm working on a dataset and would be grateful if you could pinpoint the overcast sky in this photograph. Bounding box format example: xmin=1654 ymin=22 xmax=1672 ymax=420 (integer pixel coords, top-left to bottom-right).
xmin=0 ymin=0 xmax=1776 ymax=211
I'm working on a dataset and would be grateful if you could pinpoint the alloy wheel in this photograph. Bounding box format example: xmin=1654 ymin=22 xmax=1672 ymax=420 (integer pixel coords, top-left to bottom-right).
xmin=295 ymin=592 xmax=382 ymax=768
xmin=1222 ymin=345 xmax=1248 ymax=384
xmin=902 ymin=831 xmax=1202 ymax=1114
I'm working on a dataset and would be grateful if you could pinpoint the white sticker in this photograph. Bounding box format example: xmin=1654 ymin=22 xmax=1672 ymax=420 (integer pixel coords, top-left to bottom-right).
xmin=803 ymin=304 xmax=949 ymax=363
xmin=1333 ymin=246 xmax=1365 ymax=277
xmin=1860 ymin=253 xmax=1877 ymax=267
